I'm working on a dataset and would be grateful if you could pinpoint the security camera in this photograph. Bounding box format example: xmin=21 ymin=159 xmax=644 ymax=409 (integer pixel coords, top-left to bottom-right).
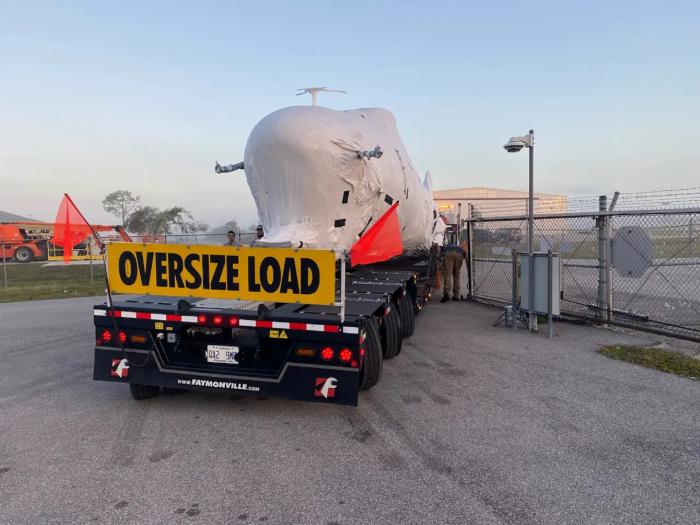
xmin=503 ymin=133 xmax=533 ymax=153
xmin=503 ymin=140 xmax=526 ymax=153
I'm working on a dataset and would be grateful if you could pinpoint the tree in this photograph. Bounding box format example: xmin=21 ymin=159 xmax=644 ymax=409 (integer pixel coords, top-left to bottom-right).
xmin=102 ymin=190 xmax=140 ymax=226
xmin=125 ymin=206 xmax=208 ymax=235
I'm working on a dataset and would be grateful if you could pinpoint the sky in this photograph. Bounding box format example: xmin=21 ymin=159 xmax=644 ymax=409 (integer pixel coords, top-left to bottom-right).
xmin=1 ymin=0 xmax=698 ymax=228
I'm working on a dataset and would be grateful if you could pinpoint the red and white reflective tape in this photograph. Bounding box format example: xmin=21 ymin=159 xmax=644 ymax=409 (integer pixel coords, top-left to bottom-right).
xmin=93 ymin=309 xmax=359 ymax=334
xmin=237 ymin=319 xmax=359 ymax=334
xmin=93 ymin=308 xmax=198 ymax=324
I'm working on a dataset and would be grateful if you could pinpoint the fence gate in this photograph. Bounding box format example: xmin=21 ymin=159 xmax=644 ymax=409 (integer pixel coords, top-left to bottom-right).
xmin=467 ymin=208 xmax=700 ymax=342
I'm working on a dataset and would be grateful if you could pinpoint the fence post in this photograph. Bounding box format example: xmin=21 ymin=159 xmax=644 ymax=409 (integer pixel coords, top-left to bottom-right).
xmin=606 ymin=192 xmax=619 ymax=323
xmin=547 ymin=249 xmax=553 ymax=338
xmin=89 ymin=236 xmax=94 ymax=283
xmin=2 ymin=241 xmax=7 ymax=289
xmin=689 ymin=218 xmax=693 ymax=258
xmin=466 ymin=219 xmax=473 ymax=299
xmin=511 ymin=249 xmax=519 ymax=329
xmin=597 ymin=195 xmax=608 ymax=322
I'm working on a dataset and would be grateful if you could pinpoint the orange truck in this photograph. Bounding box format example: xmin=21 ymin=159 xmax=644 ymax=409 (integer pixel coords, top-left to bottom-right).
xmin=0 ymin=222 xmax=51 ymax=262
xmin=0 ymin=222 xmax=131 ymax=263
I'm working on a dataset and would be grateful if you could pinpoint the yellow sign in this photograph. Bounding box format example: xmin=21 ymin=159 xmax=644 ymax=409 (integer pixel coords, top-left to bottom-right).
xmin=269 ymin=329 xmax=288 ymax=339
xmin=106 ymin=243 xmax=336 ymax=306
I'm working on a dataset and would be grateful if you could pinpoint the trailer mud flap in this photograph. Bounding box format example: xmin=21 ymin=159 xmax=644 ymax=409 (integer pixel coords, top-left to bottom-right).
xmin=93 ymin=349 xmax=359 ymax=406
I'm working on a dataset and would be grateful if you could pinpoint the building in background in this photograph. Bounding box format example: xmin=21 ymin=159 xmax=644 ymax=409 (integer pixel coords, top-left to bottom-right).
xmin=0 ymin=210 xmax=39 ymax=223
xmin=433 ymin=187 xmax=568 ymax=222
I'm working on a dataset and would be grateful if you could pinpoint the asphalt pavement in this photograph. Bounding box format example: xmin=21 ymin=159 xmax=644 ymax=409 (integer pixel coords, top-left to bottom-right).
xmin=0 ymin=296 xmax=698 ymax=524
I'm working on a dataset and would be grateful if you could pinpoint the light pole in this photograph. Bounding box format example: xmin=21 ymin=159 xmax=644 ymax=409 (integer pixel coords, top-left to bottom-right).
xmin=504 ymin=130 xmax=536 ymax=331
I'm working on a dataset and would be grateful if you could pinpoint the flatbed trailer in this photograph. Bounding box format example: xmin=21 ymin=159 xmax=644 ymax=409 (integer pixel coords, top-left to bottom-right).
xmin=93 ymin=249 xmax=437 ymax=406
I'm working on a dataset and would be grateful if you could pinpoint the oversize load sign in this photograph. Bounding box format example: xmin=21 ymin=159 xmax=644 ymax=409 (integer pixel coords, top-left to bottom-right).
xmin=107 ymin=243 xmax=336 ymax=305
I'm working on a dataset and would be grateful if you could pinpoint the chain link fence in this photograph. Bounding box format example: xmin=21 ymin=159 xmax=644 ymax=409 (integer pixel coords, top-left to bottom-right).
xmin=0 ymin=232 xmax=260 ymax=291
xmin=123 ymin=232 xmax=260 ymax=246
xmin=467 ymin=207 xmax=700 ymax=342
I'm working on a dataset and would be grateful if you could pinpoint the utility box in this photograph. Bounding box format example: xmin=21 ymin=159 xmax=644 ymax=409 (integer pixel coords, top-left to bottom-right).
xmin=519 ymin=253 xmax=561 ymax=315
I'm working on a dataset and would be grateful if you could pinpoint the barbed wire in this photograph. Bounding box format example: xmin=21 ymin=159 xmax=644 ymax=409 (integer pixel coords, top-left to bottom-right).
xmin=459 ymin=187 xmax=700 ymax=217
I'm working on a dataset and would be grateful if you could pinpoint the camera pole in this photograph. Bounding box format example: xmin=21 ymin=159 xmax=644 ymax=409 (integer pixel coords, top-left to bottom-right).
xmin=527 ymin=130 xmax=536 ymax=331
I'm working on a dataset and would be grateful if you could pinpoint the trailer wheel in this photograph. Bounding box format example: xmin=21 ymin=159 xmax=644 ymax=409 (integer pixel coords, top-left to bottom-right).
xmin=397 ymin=294 xmax=415 ymax=338
xmin=129 ymin=383 xmax=159 ymax=400
xmin=14 ymin=246 xmax=34 ymax=263
xmin=359 ymin=317 xmax=383 ymax=390
xmin=380 ymin=306 xmax=402 ymax=359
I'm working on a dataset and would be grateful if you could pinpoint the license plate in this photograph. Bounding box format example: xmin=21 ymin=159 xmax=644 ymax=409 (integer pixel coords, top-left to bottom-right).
xmin=206 ymin=345 xmax=240 ymax=365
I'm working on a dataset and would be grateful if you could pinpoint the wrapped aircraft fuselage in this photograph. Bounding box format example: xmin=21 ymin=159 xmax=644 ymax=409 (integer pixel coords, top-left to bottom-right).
xmin=243 ymin=106 xmax=438 ymax=253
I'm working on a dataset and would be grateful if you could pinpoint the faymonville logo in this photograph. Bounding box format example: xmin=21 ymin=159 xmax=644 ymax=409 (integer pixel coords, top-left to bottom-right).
xmin=177 ymin=378 xmax=260 ymax=392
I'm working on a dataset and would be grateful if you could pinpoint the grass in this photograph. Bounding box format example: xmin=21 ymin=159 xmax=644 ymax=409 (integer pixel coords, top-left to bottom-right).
xmin=598 ymin=344 xmax=700 ymax=380
xmin=0 ymin=261 xmax=107 ymax=302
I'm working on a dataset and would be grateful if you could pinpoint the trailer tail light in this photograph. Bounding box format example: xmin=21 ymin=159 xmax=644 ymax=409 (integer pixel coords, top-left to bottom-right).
xmin=350 ymin=359 xmax=358 ymax=368
xmin=197 ymin=314 xmax=207 ymax=324
xmin=339 ymin=348 xmax=352 ymax=363
xmin=100 ymin=329 xmax=112 ymax=344
xmin=320 ymin=347 xmax=334 ymax=361
xmin=117 ymin=331 xmax=127 ymax=344
xmin=228 ymin=316 xmax=239 ymax=327
xmin=295 ymin=348 xmax=316 ymax=358
xmin=213 ymin=315 xmax=223 ymax=326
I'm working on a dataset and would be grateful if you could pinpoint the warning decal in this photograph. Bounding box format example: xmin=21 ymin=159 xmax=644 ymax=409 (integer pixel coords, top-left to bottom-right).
xmin=106 ymin=243 xmax=336 ymax=305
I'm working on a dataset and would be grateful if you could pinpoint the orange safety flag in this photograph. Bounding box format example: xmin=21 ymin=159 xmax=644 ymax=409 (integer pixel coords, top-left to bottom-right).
xmin=52 ymin=194 xmax=93 ymax=263
xmin=350 ymin=202 xmax=403 ymax=267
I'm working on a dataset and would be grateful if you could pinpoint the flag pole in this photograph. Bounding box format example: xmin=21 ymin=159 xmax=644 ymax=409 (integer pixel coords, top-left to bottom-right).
xmin=63 ymin=193 xmax=102 ymax=241
xmin=63 ymin=193 xmax=114 ymax=308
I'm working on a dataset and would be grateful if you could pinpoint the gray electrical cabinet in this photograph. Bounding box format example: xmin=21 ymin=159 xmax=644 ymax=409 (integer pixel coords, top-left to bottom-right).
xmin=519 ymin=253 xmax=561 ymax=315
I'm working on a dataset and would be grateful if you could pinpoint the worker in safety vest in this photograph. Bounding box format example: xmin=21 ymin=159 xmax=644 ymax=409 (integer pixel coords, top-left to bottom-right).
xmin=441 ymin=242 xmax=466 ymax=303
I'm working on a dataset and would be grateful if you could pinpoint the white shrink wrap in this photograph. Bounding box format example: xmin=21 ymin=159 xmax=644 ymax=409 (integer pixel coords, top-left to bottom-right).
xmin=243 ymin=106 xmax=440 ymax=254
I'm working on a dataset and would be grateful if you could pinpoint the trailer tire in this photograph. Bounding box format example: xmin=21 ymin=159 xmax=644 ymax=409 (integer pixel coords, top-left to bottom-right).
xmin=359 ymin=317 xmax=383 ymax=390
xmin=14 ymin=246 xmax=34 ymax=263
xmin=380 ymin=307 xmax=402 ymax=359
xmin=397 ymin=294 xmax=415 ymax=338
xmin=129 ymin=383 xmax=160 ymax=400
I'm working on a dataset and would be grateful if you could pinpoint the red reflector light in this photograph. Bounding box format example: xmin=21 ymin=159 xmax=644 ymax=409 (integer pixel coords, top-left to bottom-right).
xmin=101 ymin=329 xmax=112 ymax=343
xmin=118 ymin=331 xmax=127 ymax=344
xmin=360 ymin=348 xmax=365 ymax=357
xmin=197 ymin=314 xmax=207 ymax=324
xmin=213 ymin=315 xmax=223 ymax=326
xmin=320 ymin=347 xmax=334 ymax=361
xmin=351 ymin=359 xmax=358 ymax=368
xmin=228 ymin=316 xmax=239 ymax=327
xmin=339 ymin=348 xmax=352 ymax=363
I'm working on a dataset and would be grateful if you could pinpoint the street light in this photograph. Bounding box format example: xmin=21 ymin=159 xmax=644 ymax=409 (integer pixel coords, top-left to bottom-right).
xmin=503 ymin=129 xmax=536 ymax=331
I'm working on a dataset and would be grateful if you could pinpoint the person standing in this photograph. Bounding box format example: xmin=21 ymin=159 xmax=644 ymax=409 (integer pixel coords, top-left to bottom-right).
xmin=441 ymin=242 xmax=466 ymax=302
xmin=223 ymin=230 xmax=237 ymax=246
